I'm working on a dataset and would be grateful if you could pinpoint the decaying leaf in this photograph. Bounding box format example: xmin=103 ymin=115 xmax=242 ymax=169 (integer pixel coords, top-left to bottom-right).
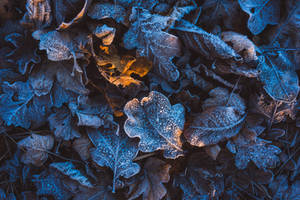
xmin=50 ymin=162 xmax=93 ymax=188
xmin=124 ymin=7 xmax=183 ymax=81
xmin=94 ymin=25 xmax=116 ymax=46
xmin=68 ymin=95 xmax=112 ymax=128
xmin=48 ymin=106 xmax=81 ymax=141
xmin=5 ymin=32 xmax=41 ymax=74
xmin=57 ymin=0 xmax=92 ymax=30
xmin=0 ymin=81 xmax=52 ymax=129
xmin=185 ymin=87 xmax=246 ymax=147
xmin=185 ymin=106 xmax=246 ymax=147
xmin=88 ymin=3 xmax=127 ymax=24
xmin=221 ymin=31 xmax=258 ymax=62
xmin=173 ymin=19 xmax=241 ymax=61
xmin=72 ymin=136 xmax=91 ymax=161
xmin=174 ymin=152 xmax=224 ymax=200
xmin=21 ymin=0 xmax=52 ymax=29
xmin=126 ymin=158 xmax=171 ymax=200
xmin=227 ymin=121 xmax=281 ymax=169
xmin=87 ymin=127 xmax=140 ymax=193
xmin=257 ymin=55 xmax=299 ymax=103
xmin=124 ymin=91 xmax=185 ymax=159
xmin=18 ymin=133 xmax=54 ymax=166
xmin=238 ymin=0 xmax=280 ymax=35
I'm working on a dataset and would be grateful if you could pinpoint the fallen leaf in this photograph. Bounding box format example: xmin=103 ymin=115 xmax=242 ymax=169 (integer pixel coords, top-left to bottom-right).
xmin=126 ymin=158 xmax=171 ymax=200
xmin=124 ymin=91 xmax=185 ymax=159
xmin=18 ymin=133 xmax=54 ymax=166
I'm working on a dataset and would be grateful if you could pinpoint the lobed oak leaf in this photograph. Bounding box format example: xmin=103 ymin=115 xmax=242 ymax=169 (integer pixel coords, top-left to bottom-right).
xmin=124 ymin=91 xmax=185 ymax=159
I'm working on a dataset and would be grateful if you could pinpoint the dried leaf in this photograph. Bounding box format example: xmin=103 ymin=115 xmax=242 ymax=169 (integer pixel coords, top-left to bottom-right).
xmin=124 ymin=91 xmax=185 ymax=159
xmin=172 ymin=19 xmax=241 ymax=61
xmin=88 ymin=3 xmax=127 ymax=24
xmin=72 ymin=136 xmax=91 ymax=161
xmin=18 ymin=133 xmax=54 ymax=166
xmin=94 ymin=25 xmax=116 ymax=46
xmin=205 ymin=144 xmax=221 ymax=160
xmin=33 ymin=172 xmax=72 ymax=200
xmin=57 ymin=0 xmax=92 ymax=30
xmin=238 ymin=0 xmax=280 ymax=35
xmin=257 ymin=55 xmax=299 ymax=103
xmin=21 ymin=0 xmax=52 ymax=29
xmin=124 ymin=7 xmax=183 ymax=81
xmin=221 ymin=31 xmax=258 ymax=62
xmin=87 ymin=127 xmax=140 ymax=193
xmin=185 ymin=106 xmax=246 ymax=147
xmin=227 ymin=124 xmax=281 ymax=169
xmin=5 ymin=32 xmax=40 ymax=74
xmin=126 ymin=158 xmax=171 ymax=200
xmin=50 ymin=162 xmax=93 ymax=188
xmin=0 ymin=81 xmax=52 ymax=128
xmin=48 ymin=106 xmax=81 ymax=141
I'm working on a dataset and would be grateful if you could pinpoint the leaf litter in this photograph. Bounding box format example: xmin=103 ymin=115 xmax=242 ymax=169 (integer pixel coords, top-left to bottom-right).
xmin=0 ymin=0 xmax=299 ymax=199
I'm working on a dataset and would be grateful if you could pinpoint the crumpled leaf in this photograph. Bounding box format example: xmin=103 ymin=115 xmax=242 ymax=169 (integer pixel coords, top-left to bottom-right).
xmin=5 ymin=32 xmax=41 ymax=74
xmin=87 ymin=127 xmax=140 ymax=193
xmin=172 ymin=19 xmax=241 ymax=61
xmin=221 ymin=31 xmax=258 ymax=62
xmin=238 ymin=0 xmax=280 ymax=35
xmin=18 ymin=133 xmax=54 ymax=166
xmin=57 ymin=0 xmax=92 ymax=30
xmin=50 ymin=162 xmax=93 ymax=188
xmin=124 ymin=7 xmax=185 ymax=81
xmin=48 ymin=106 xmax=81 ymax=140
xmin=173 ymin=152 xmax=224 ymax=200
xmin=0 ymin=81 xmax=52 ymax=129
xmin=88 ymin=3 xmax=127 ymax=24
xmin=94 ymin=25 xmax=116 ymax=46
xmin=227 ymin=121 xmax=281 ymax=169
xmin=20 ymin=0 xmax=52 ymax=29
xmin=257 ymin=54 xmax=299 ymax=103
xmin=33 ymin=172 xmax=72 ymax=200
xmin=68 ymin=95 xmax=112 ymax=128
xmin=126 ymin=157 xmax=171 ymax=200
xmin=124 ymin=91 xmax=185 ymax=159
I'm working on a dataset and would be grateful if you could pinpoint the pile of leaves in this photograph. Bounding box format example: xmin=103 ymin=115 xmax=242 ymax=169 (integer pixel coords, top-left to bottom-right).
xmin=0 ymin=0 xmax=299 ymax=199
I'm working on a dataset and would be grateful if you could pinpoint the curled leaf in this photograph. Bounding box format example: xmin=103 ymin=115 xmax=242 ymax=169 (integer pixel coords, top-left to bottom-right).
xmin=88 ymin=3 xmax=127 ymax=24
xmin=124 ymin=91 xmax=185 ymax=159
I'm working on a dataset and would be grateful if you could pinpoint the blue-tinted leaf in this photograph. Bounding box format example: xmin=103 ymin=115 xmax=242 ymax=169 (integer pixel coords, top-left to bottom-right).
xmin=33 ymin=172 xmax=72 ymax=200
xmin=69 ymin=95 xmax=112 ymax=128
xmin=185 ymin=106 xmax=246 ymax=147
xmin=257 ymin=55 xmax=299 ymax=102
xmin=48 ymin=106 xmax=81 ymax=140
xmin=172 ymin=19 xmax=241 ymax=61
xmin=124 ymin=91 xmax=185 ymax=159
xmin=51 ymin=82 xmax=77 ymax=108
xmin=88 ymin=3 xmax=127 ymax=24
xmin=0 ymin=81 xmax=52 ymax=128
xmin=238 ymin=0 xmax=280 ymax=35
xmin=18 ymin=133 xmax=54 ymax=166
xmin=50 ymin=162 xmax=93 ymax=188
xmin=87 ymin=127 xmax=140 ymax=193
xmin=5 ymin=32 xmax=40 ymax=74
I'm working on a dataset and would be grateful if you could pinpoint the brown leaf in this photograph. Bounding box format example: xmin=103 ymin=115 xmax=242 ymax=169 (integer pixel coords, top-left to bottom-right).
xmin=126 ymin=158 xmax=171 ymax=200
